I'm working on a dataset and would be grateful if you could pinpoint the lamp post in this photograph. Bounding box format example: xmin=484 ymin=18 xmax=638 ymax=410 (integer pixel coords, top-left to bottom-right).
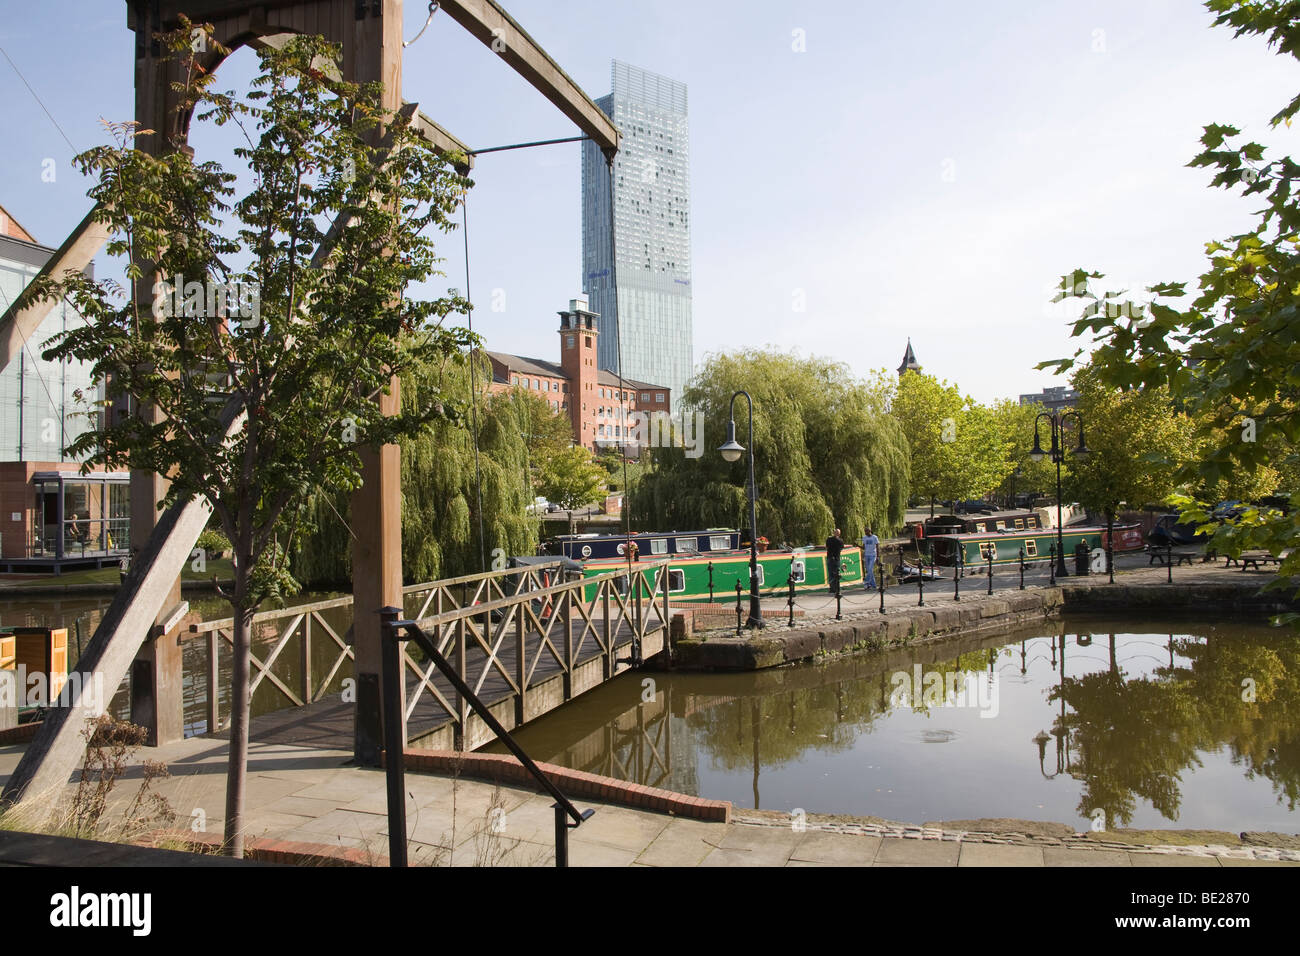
xmin=718 ymin=390 xmax=764 ymax=629
xmin=1029 ymin=410 xmax=1088 ymax=578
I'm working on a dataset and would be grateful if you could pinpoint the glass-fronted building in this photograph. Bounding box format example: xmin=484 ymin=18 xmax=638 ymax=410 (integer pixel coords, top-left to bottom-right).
xmin=582 ymin=60 xmax=692 ymax=406
xmin=0 ymin=204 xmax=127 ymax=571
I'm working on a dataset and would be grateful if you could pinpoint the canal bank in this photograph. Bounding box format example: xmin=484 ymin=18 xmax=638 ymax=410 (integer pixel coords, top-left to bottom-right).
xmin=669 ymin=561 xmax=1300 ymax=671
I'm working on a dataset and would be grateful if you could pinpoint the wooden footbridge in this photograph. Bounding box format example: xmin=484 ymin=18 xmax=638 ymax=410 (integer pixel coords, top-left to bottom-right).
xmin=186 ymin=560 xmax=673 ymax=752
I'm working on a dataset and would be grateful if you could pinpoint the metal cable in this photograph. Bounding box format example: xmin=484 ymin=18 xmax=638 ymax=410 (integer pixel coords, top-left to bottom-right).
xmin=461 ymin=190 xmax=488 ymax=573
xmin=403 ymin=2 xmax=440 ymax=48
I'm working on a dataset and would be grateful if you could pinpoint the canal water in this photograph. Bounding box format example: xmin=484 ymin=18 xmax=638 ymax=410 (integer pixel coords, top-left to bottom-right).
xmin=488 ymin=616 xmax=1300 ymax=834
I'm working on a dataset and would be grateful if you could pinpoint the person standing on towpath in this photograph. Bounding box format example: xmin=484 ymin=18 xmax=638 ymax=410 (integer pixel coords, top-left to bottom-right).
xmin=861 ymin=526 xmax=880 ymax=589
xmin=825 ymin=528 xmax=844 ymax=595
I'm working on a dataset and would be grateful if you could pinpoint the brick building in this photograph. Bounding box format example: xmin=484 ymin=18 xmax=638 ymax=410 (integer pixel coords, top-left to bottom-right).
xmin=485 ymin=296 xmax=670 ymax=453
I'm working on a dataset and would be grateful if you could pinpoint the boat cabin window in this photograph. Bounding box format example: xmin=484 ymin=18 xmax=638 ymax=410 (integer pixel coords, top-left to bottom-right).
xmin=1024 ymin=540 xmax=1038 ymax=556
xmin=971 ymin=522 xmax=985 ymax=533
xmin=979 ymin=542 xmax=997 ymax=560
xmin=675 ymin=536 xmax=698 ymax=553
xmin=668 ymin=569 xmax=685 ymax=592
xmin=790 ymin=559 xmax=806 ymax=584
xmin=650 ymin=538 xmax=668 ymax=555
xmin=995 ymin=521 xmax=1005 ymax=531
xmin=708 ymin=535 xmax=731 ymax=551
xmin=580 ymin=545 xmax=592 ymax=558
xmin=1014 ymin=518 xmax=1024 ymax=530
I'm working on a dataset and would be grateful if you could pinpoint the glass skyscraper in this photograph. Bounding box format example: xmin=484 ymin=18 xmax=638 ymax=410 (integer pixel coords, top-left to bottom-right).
xmin=582 ymin=60 xmax=692 ymax=405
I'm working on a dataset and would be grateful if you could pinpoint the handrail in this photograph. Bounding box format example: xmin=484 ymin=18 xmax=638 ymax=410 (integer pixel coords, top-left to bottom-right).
xmin=186 ymin=594 xmax=356 ymax=635
xmin=380 ymin=607 xmax=594 ymax=868
xmin=411 ymin=559 xmax=672 ymax=630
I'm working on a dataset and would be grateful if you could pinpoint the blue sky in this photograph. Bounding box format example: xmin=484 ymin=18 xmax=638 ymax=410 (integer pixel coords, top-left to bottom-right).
xmin=2 ymin=0 xmax=1297 ymax=403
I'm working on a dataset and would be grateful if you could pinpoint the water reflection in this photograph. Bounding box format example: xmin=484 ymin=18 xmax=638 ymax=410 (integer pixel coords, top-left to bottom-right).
xmin=494 ymin=618 xmax=1300 ymax=832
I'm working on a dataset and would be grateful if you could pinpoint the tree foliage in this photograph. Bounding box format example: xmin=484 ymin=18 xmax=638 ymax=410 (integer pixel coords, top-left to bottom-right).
xmin=632 ymin=350 xmax=910 ymax=543
xmin=1064 ymin=365 xmax=1200 ymax=518
xmin=1040 ymin=0 xmax=1300 ymax=589
xmin=292 ymin=354 xmax=540 ymax=585
xmin=25 ymin=27 xmax=472 ymax=855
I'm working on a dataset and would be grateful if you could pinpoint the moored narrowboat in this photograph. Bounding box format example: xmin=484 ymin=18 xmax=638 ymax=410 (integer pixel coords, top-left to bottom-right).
xmin=924 ymin=523 xmax=1143 ymax=570
xmin=576 ymin=543 xmax=864 ymax=603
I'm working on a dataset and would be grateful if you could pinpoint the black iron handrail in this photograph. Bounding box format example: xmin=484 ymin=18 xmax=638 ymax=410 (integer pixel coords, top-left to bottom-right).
xmin=378 ymin=606 xmax=593 ymax=868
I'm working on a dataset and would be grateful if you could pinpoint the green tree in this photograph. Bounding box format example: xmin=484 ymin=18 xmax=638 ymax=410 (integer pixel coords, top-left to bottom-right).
xmin=28 ymin=30 xmax=472 ymax=856
xmin=537 ymin=445 xmax=607 ymax=513
xmin=1064 ymin=365 xmax=1199 ymax=524
xmin=890 ymin=373 xmax=1011 ymax=512
xmin=988 ymin=399 xmax=1057 ymax=505
xmin=632 ymin=349 xmax=909 ymax=544
xmin=1041 ymin=0 xmax=1300 ymax=589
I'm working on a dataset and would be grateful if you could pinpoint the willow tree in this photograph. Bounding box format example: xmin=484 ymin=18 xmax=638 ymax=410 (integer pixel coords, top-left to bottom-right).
xmin=292 ymin=352 xmax=540 ymax=585
xmin=30 ymin=30 xmax=472 ymax=856
xmin=632 ymin=350 xmax=909 ymax=545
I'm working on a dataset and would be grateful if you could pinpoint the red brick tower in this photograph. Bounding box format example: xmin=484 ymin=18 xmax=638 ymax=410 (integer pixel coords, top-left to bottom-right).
xmin=559 ymin=296 xmax=600 ymax=449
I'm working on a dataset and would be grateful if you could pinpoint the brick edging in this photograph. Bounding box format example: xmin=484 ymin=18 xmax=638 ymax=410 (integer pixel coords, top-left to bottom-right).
xmin=140 ymin=828 xmax=384 ymax=866
xmin=0 ymin=720 xmax=42 ymax=745
xmin=396 ymin=748 xmax=731 ymax=823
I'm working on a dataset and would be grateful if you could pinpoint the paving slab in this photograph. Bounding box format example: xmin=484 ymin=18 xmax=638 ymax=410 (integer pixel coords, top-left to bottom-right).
xmin=958 ymin=842 xmax=1045 ymax=867
xmin=1042 ymin=846 xmax=1131 ymax=866
xmin=873 ymin=837 xmax=961 ymax=866
xmin=1128 ymin=853 xmax=1221 ymax=867
xmin=635 ymin=817 xmax=727 ymax=867
xmin=789 ymin=830 xmax=879 ymax=865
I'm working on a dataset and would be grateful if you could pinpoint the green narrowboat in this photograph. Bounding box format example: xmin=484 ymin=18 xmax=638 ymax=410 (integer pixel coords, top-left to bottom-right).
xmin=924 ymin=525 xmax=1139 ymax=570
xmin=578 ymin=545 xmax=864 ymax=603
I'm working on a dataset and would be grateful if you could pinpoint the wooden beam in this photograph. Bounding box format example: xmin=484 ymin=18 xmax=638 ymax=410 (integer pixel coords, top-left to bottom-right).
xmin=426 ymin=0 xmax=620 ymax=155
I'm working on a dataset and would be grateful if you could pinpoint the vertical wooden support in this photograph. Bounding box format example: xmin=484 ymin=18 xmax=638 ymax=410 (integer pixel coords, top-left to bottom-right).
xmin=454 ymin=615 xmax=467 ymax=750
xmin=349 ymin=0 xmax=406 ymax=766
xmin=301 ymin=613 xmax=313 ymax=704
xmin=207 ymin=630 xmax=220 ymax=734
xmin=662 ymin=565 xmax=671 ymax=664
xmin=602 ymin=584 xmax=612 ymax=679
xmin=562 ymin=588 xmax=573 ymax=700
xmin=515 ymin=593 xmax=526 ymax=725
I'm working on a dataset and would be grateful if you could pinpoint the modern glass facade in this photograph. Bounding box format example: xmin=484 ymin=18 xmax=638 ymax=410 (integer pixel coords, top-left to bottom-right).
xmin=0 ymin=241 xmax=99 ymax=461
xmin=582 ymin=60 xmax=692 ymax=404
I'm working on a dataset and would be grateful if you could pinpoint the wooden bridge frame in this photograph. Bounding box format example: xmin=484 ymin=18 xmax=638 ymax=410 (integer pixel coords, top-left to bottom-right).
xmin=1 ymin=0 xmax=620 ymax=811
xmin=185 ymin=560 xmax=671 ymax=750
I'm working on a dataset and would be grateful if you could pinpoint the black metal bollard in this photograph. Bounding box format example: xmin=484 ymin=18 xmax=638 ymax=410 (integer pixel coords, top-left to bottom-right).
xmin=836 ymin=584 xmax=843 ymax=620
xmin=1167 ymin=542 xmax=1173 ymax=584
xmin=1049 ymin=544 xmax=1056 ymax=586
xmin=787 ymin=576 xmax=796 ymax=628
xmin=379 ymin=606 xmax=408 ymax=868
xmin=987 ymin=550 xmax=994 ymax=596
xmin=735 ymin=579 xmax=743 ymax=636
xmin=878 ymin=560 xmax=886 ymax=614
xmin=1107 ymin=540 xmax=1114 ymax=585
xmin=953 ymin=556 xmax=960 ymax=601
xmin=1019 ymin=546 xmax=1025 ymax=590
xmin=917 ymin=558 xmax=925 ymax=607
xmin=708 ymin=561 xmax=715 ymax=603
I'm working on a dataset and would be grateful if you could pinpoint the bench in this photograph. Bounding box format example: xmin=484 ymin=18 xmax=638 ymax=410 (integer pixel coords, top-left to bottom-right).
xmin=1147 ymin=548 xmax=1198 ymax=567
xmin=1225 ymin=551 xmax=1283 ymax=572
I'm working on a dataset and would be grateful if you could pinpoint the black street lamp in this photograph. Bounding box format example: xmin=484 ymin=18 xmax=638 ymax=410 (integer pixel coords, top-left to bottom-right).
xmin=1030 ymin=410 xmax=1089 ymax=577
xmin=719 ymin=390 xmax=764 ymax=629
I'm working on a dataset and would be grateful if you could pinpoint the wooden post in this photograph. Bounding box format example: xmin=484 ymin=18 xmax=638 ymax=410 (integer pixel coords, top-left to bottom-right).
xmin=515 ymin=592 xmax=526 ymax=725
xmin=349 ymin=0 xmax=406 ymax=766
xmin=207 ymin=630 xmax=219 ymax=734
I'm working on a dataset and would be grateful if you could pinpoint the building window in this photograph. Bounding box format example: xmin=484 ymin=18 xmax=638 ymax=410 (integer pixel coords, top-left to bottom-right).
xmin=641 ymin=392 xmax=649 ymax=402
xmin=656 ymin=393 xmax=664 ymax=403
xmin=566 ymin=335 xmax=575 ymax=348
xmin=585 ymin=336 xmax=591 ymax=347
